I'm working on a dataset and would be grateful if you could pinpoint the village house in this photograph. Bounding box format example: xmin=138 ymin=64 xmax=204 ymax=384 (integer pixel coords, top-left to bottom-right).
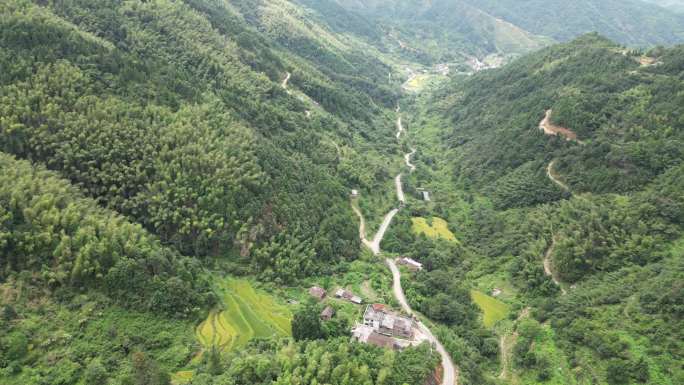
xmin=335 ymin=288 xmax=363 ymax=304
xmin=320 ymin=306 xmax=335 ymax=321
xmin=351 ymin=324 xmax=411 ymax=351
xmin=397 ymin=257 xmax=423 ymax=272
xmin=351 ymin=189 xmax=359 ymax=197
xmin=416 ymin=187 xmax=431 ymax=202
xmin=308 ymin=286 xmax=326 ymax=300
xmin=362 ymin=304 xmax=414 ymax=339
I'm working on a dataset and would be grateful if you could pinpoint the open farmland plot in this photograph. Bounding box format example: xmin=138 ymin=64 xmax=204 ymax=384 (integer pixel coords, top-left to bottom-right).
xmin=195 ymin=279 xmax=292 ymax=353
xmin=411 ymin=216 xmax=458 ymax=242
xmin=471 ymin=290 xmax=510 ymax=328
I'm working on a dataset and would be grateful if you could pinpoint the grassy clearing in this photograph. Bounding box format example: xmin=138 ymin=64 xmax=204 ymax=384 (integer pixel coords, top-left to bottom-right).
xmin=171 ymin=371 xmax=194 ymax=384
xmin=520 ymin=324 xmax=577 ymax=385
xmin=195 ymin=278 xmax=292 ymax=353
xmin=411 ymin=216 xmax=458 ymax=242
xmin=471 ymin=290 xmax=510 ymax=328
xmin=405 ymin=73 xmax=436 ymax=92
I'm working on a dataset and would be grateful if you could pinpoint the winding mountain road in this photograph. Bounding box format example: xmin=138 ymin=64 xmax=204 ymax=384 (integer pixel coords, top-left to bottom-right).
xmin=352 ymin=110 xmax=458 ymax=385
xmin=546 ymin=160 xmax=570 ymax=192
xmin=395 ymin=174 xmax=406 ymax=204
xmin=405 ymin=148 xmax=417 ymax=172
xmin=543 ymin=237 xmax=567 ymax=295
xmin=396 ymin=116 xmax=404 ymax=139
xmin=281 ymin=72 xmax=291 ymax=89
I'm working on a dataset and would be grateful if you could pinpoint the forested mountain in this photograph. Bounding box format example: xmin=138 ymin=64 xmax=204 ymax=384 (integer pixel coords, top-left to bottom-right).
xmin=329 ymin=0 xmax=551 ymax=64
xmin=0 ymin=0 xmax=419 ymax=383
xmin=464 ymin=0 xmax=684 ymax=47
xmin=0 ymin=0 xmax=399 ymax=276
xmin=1 ymin=1 xmax=683 ymax=385
xmin=396 ymin=34 xmax=683 ymax=384
xmin=331 ymin=0 xmax=684 ymax=64
xmin=640 ymin=0 xmax=684 ymax=12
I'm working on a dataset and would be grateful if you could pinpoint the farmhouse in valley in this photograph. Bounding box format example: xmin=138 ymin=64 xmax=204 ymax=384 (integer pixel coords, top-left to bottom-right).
xmin=397 ymin=257 xmax=423 ymax=272
xmin=352 ymin=324 xmax=411 ymax=350
xmin=335 ymin=288 xmax=363 ymax=304
xmin=363 ymin=304 xmax=414 ymax=339
xmin=308 ymin=286 xmax=326 ymax=300
xmin=352 ymin=304 xmax=416 ymax=350
xmin=320 ymin=306 xmax=335 ymax=321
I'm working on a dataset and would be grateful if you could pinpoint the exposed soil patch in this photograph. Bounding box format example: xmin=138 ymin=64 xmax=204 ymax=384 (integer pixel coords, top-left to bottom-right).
xmin=539 ymin=110 xmax=583 ymax=143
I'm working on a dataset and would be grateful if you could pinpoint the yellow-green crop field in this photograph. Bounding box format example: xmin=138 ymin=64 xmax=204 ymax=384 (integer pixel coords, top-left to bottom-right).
xmin=196 ymin=279 xmax=292 ymax=352
xmin=411 ymin=217 xmax=458 ymax=242
xmin=405 ymin=73 xmax=437 ymax=92
xmin=471 ymin=290 xmax=510 ymax=328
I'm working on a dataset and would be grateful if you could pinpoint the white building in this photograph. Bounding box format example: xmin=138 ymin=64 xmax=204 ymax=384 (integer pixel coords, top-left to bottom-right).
xmin=397 ymin=257 xmax=423 ymax=271
xmin=362 ymin=304 xmax=413 ymax=339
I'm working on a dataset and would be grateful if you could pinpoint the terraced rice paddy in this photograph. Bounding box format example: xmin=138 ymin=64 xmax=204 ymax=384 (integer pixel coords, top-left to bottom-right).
xmin=471 ymin=290 xmax=510 ymax=328
xmin=411 ymin=216 xmax=458 ymax=242
xmin=195 ymin=279 xmax=292 ymax=352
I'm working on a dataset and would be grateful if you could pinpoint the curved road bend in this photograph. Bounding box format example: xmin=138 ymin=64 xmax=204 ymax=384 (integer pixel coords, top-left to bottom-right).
xmin=396 ymin=116 xmax=404 ymax=139
xmin=542 ymin=237 xmax=567 ymax=295
xmin=281 ymin=72 xmax=291 ymax=89
xmin=405 ymin=148 xmax=416 ymax=172
xmin=546 ymin=160 xmax=570 ymax=192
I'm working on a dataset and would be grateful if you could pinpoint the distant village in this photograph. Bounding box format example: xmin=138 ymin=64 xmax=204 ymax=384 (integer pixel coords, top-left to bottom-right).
xmin=308 ymin=256 xmax=426 ymax=351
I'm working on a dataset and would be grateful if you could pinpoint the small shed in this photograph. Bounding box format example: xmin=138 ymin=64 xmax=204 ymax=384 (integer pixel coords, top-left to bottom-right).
xmin=422 ymin=191 xmax=431 ymax=202
xmin=335 ymin=288 xmax=363 ymax=304
xmin=398 ymin=257 xmax=423 ymax=271
xmin=309 ymin=286 xmax=326 ymax=300
xmin=351 ymin=189 xmax=359 ymax=197
xmin=320 ymin=306 xmax=335 ymax=321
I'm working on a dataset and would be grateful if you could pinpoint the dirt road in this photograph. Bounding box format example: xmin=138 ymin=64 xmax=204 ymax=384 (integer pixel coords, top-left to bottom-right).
xmin=396 ymin=116 xmax=404 ymax=139
xmin=281 ymin=72 xmax=291 ymax=89
xmin=395 ymin=174 xmax=405 ymax=204
xmin=405 ymin=148 xmax=416 ymax=172
xmin=543 ymin=237 xmax=566 ymax=295
xmin=352 ymin=201 xmax=399 ymax=256
xmin=387 ymin=258 xmax=458 ymax=385
xmin=546 ymin=160 xmax=570 ymax=192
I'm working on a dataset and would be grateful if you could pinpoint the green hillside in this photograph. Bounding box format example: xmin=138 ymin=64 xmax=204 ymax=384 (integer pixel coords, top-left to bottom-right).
xmin=331 ymin=0 xmax=551 ymax=64
xmin=641 ymin=0 xmax=684 ymax=11
xmin=1 ymin=1 xmax=683 ymax=385
xmin=396 ymin=34 xmax=683 ymax=384
xmin=465 ymin=0 xmax=684 ymax=47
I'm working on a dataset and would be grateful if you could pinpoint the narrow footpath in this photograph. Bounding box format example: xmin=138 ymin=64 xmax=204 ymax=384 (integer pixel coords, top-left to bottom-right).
xmin=405 ymin=148 xmax=417 ymax=172
xmin=352 ymin=110 xmax=458 ymax=385
xmin=542 ymin=237 xmax=567 ymax=295
xmin=546 ymin=160 xmax=570 ymax=192
xmin=281 ymin=72 xmax=291 ymax=89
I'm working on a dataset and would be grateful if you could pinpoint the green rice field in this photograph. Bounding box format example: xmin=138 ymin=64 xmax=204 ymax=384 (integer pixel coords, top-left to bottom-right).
xmin=471 ymin=290 xmax=510 ymax=328
xmin=196 ymin=278 xmax=292 ymax=352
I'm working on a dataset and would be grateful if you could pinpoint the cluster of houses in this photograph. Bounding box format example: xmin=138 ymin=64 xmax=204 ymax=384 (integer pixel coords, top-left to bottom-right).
xmin=308 ymin=286 xmax=364 ymax=321
xmin=352 ymin=304 xmax=417 ymax=350
xmin=434 ymin=63 xmax=450 ymax=76
xmin=308 ymin=255 xmax=425 ymax=351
